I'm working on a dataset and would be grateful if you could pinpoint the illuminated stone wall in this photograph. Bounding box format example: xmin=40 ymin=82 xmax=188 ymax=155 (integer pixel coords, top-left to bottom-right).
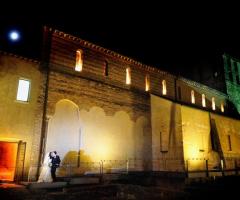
xmin=2 ymin=29 xmax=240 ymax=181
xmin=182 ymin=106 xmax=240 ymax=171
xmin=43 ymin=29 xmax=240 ymax=175
xmin=0 ymin=53 xmax=44 ymax=180
xmin=48 ymin=29 xmax=176 ymax=102
xmin=177 ymin=78 xmax=227 ymax=112
xmin=151 ymin=95 xmax=240 ymax=172
xmin=44 ymin=70 xmax=152 ymax=173
xmin=151 ymin=95 xmax=184 ymax=172
xmin=210 ymin=113 xmax=240 ymax=169
xmin=1 ymin=36 xmax=240 ymax=181
xmin=181 ymin=106 xmax=212 ymax=170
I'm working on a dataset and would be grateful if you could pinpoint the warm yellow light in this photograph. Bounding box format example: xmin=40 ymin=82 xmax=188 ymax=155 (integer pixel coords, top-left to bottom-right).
xmin=145 ymin=74 xmax=150 ymax=91
xmin=221 ymin=102 xmax=224 ymax=112
xmin=212 ymin=97 xmax=216 ymax=110
xmin=202 ymin=94 xmax=206 ymax=107
xmin=95 ymin=145 xmax=110 ymax=161
xmin=184 ymin=145 xmax=205 ymax=170
xmin=0 ymin=142 xmax=18 ymax=181
xmin=75 ymin=50 xmax=83 ymax=72
xmin=191 ymin=90 xmax=195 ymax=104
xmin=189 ymin=148 xmax=199 ymax=159
xmin=85 ymin=136 xmax=114 ymax=161
xmin=126 ymin=67 xmax=131 ymax=85
xmin=162 ymin=80 xmax=167 ymax=95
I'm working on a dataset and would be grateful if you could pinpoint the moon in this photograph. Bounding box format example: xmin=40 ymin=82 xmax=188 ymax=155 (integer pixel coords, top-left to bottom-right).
xmin=9 ymin=31 xmax=20 ymax=41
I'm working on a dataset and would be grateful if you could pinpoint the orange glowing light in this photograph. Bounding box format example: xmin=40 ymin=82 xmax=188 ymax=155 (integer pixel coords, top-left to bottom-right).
xmin=126 ymin=67 xmax=131 ymax=85
xmin=145 ymin=74 xmax=150 ymax=91
xmin=75 ymin=50 xmax=83 ymax=72
xmin=162 ymin=80 xmax=167 ymax=95
xmin=0 ymin=142 xmax=18 ymax=181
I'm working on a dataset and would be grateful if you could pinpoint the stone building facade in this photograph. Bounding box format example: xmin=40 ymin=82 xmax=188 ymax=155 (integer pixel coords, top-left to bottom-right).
xmin=0 ymin=27 xmax=240 ymax=181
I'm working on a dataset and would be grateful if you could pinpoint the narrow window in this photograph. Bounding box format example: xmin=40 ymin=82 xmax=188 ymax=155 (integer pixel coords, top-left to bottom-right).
xmin=236 ymin=75 xmax=240 ymax=85
xmin=234 ymin=62 xmax=238 ymax=74
xmin=75 ymin=50 xmax=83 ymax=72
xmin=212 ymin=97 xmax=216 ymax=110
xmin=178 ymin=86 xmax=181 ymax=100
xmin=229 ymin=72 xmax=233 ymax=82
xmin=145 ymin=74 xmax=150 ymax=91
xmin=162 ymin=80 xmax=167 ymax=95
xmin=226 ymin=57 xmax=231 ymax=72
xmin=221 ymin=102 xmax=224 ymax=113
xmin=227 ymin=135 xmax=232 ymax=151
xmin=228 ymin=59 xmax=233 ymax=82
xmin=202 ymin=94 xmax=206 ymax=107
xmin=126 ymin=67 xmax=131 ymax=85
xmin=234 ymin=62 xmax=240 ymax=84
xmin=16 ymin=79 xmax=30 ymax=102
xmin=191 ymin=90 xmax=195 ymax=104
xmin=104 ymin=60 xmax=109 ymax=76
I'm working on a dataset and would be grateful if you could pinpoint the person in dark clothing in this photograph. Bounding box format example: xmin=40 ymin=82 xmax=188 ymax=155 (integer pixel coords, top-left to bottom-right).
xmin=50 ymin=151 xmax=61 ymax=182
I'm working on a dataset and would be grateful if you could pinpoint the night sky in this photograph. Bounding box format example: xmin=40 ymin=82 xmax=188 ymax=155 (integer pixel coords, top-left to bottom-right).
xmin=0 ymin=5 xmax=239 ymax=91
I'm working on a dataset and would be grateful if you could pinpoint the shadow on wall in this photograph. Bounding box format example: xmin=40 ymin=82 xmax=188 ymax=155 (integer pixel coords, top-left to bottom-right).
xmin=57 ymin=150 xmax=95 ymax=177
xmin=168 ymin=103 xmax=177 ymax=155
xmin=225 ymin=99 xmax=240 ymax=117
xmin=134 ymin=116 xmax=151 ymax=171
xmin=207 ymin=150 xmax=220 ymax=170
xmin=46 ymin=99 xmax=150 ymax=173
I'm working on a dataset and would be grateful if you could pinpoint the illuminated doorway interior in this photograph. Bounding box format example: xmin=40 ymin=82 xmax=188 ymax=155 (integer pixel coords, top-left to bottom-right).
xmin=0 ymin=142 xmax=18 ymax=181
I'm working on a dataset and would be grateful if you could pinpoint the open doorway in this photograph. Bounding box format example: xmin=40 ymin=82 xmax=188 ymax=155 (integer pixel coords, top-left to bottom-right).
xmin=0 ymin=142 xmax=18 ymax=181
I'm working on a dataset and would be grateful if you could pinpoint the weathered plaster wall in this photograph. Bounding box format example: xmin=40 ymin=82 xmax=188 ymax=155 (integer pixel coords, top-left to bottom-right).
xmin=44 ymin=70 xmax=152 ymax=174
xmin=181 ymin=106 xmax=240 ymax=171
xmin=181 ymin=106 xmax=212 ymax=170
xmin=210 ymin=113 xmax=240 ymax=169
xmin=0 ymin=53 xmax=44 ymax=179
xmin=151 ymin=94 xmax=184 ymax=172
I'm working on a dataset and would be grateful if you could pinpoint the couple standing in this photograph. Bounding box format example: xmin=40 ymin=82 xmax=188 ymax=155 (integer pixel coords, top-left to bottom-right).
xmin=38 ymin=151 xmax=61 ymax=182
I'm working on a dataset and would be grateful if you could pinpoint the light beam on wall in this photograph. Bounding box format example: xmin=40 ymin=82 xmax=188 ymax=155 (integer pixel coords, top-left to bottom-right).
xmin=91 ymin=138 xmax=112 ymax=161
xmin=162 ymin=80 xmax=167 ymax=95
xmin=75 ymin=50 xmax=83 ymax=72
xmin=126 ymin=67 xmax=131 ymax=85
xmin=191 ymin=90 xmax=195 ymax=104
xmin=212 ymin=97 xmax=216 ymax=110
xmin=202 ymin=94 xmax=206 ymax=107
xmin=221 ymin=102 xmax=224 ymax=113
xmin=145 ymin=74 xmax=150 ymax=91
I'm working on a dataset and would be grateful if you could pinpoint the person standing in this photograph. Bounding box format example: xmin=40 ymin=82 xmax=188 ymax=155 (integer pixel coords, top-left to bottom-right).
xmin=50 ymin=151 xmax=61 ymax=182
xmin=38 ymin=152 xmax=52 ymax=182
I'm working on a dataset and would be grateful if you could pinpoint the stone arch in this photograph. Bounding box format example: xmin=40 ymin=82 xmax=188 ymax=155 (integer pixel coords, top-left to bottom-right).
xmin=45 ymin=99 xmax=82 ymax=161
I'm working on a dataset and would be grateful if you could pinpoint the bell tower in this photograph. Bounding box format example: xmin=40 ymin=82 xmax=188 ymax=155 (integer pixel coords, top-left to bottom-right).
xmin=223 ymin=53 xmax=240 ymax=114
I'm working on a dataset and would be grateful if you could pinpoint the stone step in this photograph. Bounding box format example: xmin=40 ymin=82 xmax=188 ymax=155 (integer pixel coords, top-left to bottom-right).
xmin=27 ymin=181 xmax=67 ymax=189
xmin=69 ymin=177 xmax=100 ymax=185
